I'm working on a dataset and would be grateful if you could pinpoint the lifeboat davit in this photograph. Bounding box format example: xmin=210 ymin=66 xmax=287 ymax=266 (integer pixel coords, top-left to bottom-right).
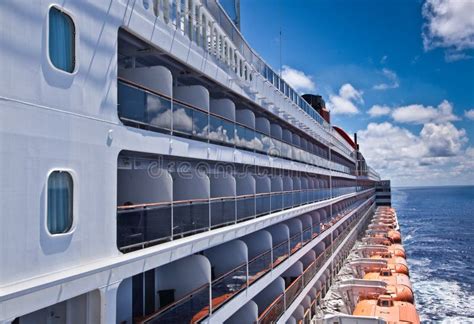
xmin=370 ymin=253 xmax=409 ymax=275
xmin=353 ymin=295 xmax=420 ymax=324
xmin=363 ymin=269 xmax=414 ymax=303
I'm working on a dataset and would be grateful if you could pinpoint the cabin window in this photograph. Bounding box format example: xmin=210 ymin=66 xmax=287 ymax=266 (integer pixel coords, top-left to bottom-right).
xmin=47 ymin=171 xmax=73 ymax=234
xmin=49 ymin=7 xmax=75 ymax=73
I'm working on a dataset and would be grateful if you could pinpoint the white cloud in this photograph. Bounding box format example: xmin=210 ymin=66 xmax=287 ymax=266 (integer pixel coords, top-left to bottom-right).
xmin=373 ymin=68 xmax=400 ymax=90
xmin=464 ymin=109 xmax=474 ymax=120
xmin=358 ymin=121 xmax=472 ymax=186
xmin=422 ymin=0 xmax=474 ymax=61
xmin=391 ymin=100 xmax=459 ymax=124
xmin=420 ymin=122 xmax=467 ymax=156
xmin=445 ymin=50 xmax=473 ymax=62
xmin=327 ymin=84 xmax=363 ymax=115
xmin=380 ymin=55 xmax=388 ymax=64
xmin=368 ymin=105 xmax=391 ymax=117
xmin=281 ymin=65 xmax=316 ymax=93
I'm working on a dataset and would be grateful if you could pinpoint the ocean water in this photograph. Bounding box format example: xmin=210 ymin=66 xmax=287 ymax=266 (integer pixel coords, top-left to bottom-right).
xmin=392 ymin=186 xmax=474 ymax=323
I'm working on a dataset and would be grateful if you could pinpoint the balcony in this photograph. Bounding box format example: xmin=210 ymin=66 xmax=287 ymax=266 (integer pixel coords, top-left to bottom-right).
xmin=254 ymin=215 xmax=366 ymax=323
xmin=138 ymin=284 xmax=210 ymax=324
xmin=117 ymin=154 xmax=360 ymax=252
xmin=117 ymin=79 xmax=353 ymax=174
xmin=117 ymin=196 xmax=374 ymax=324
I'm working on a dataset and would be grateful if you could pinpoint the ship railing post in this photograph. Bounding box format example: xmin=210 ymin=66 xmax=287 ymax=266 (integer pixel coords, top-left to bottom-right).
xmin=209 ymin=283 xmax=213 ymax=315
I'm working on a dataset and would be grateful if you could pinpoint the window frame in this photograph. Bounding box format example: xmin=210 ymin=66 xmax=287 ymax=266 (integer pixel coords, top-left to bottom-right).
xmin=45 ymin=169 xmax=77 ymax=236
xmin=47 ymin=5 xmax=78 ymax=75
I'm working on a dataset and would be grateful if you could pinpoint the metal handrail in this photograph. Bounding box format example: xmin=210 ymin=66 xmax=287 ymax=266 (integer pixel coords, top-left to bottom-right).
xmin=140 ymin=282 xmax=209 ymax=323
xmin=201 ymin=199 xmax=374 ymax=323
xmin=117 ymin=79 xmax=353 ymax=172
xmin=257 ymin=293 xmax=284 ymax=321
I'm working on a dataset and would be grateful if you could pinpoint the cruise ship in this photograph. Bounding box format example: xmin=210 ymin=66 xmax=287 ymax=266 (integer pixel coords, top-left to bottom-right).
xmin=0 ymin=1 xmax=396 ymax=323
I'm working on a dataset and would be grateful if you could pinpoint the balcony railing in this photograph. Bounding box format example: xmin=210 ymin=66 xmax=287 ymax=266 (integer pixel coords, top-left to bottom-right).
xmin=139 ymin=283 xmax=210 ymax=324
xmin=117 ymin=202 xmax=172 ymax=249
xmin=118 ymin=80 xmax=353 ymax=174
xmin=285 ymin=276 xmax=303 ymax=307
xmin=117 ymin=188 xmax=366 ymax=252
xmin=141 ymin=197 xmax=374 ymax=323
xmin=254 ymin=203 xmax=373 ymax=323
xmin=258 ymin=293 xmax=285 ymax=324
xmin=248 ymin=249 xmax=272 ymax=284
xmin=272 ymin=239 xmax=290 ymax=267
xmin=211 ymin=262 xmax=247 ymax=311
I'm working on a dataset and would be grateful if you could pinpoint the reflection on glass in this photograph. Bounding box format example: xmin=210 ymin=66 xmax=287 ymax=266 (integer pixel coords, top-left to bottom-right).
xmin=173 ymin=102 xmax=193 ymax=134
xmin=147 ymin=94 xmax=171 ymax=129
xmin=117 ymin=83 xmax=355 ymax=175
xmin=209 ymin=116 xmax=234 ymax=144
xmin=118 ymin=82 xmax=146 ymax=121
xmin=193 ymin=109 xmax=208 ymax=138
xmin=235 ymin=125 xmax=255 ymax=150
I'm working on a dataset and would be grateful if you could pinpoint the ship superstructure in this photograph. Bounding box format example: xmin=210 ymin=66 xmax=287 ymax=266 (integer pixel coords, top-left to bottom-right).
xmin=0 ymin=1 xmax=383 ymax=323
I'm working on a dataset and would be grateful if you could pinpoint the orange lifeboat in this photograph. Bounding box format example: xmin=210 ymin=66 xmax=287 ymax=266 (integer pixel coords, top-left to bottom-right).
xmin=363 ymin=269 xmax=414 ymax=303
xmin=373 ymin=216 xmax=396 ymax=222
xmin=370 ymin=252 xmax=409 ymax=275
xmin=388 ymin=230 xmax=402 ymax=243
xmin=388 ymin=244 xmax=406 ymax=258
xmin=353 ymin=295 xmax=420 ymax=324
xmin=368 ymin=234 xmax=392 ymax=246
xmin=373 ymin=218 xmax=396 ymax=225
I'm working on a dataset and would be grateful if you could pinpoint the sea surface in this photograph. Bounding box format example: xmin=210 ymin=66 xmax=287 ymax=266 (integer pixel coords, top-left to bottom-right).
xmin=392 ymin=186 xmax=474 ymax=323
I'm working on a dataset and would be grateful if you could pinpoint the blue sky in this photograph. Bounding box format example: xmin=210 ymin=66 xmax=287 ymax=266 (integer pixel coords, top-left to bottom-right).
xmin=239 ymin=0 xmax=474 ymax=186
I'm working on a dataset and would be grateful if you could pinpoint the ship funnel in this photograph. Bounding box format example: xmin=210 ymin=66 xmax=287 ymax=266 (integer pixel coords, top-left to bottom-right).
xmin=302 ymin=94 xmax=330 ymax=123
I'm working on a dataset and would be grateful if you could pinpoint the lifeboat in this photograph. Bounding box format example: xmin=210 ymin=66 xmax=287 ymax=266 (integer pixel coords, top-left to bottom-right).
xmin=372 ymin=219 xmax=395 ymax=225
xmin=372 ymin=217 xmax=396 ymax=224
xmin=369 ymin=231 xmax=401 ymax=244
xmin=369 ymin=223 xmax=396 ymax=230
xmin=370 ymin=253 xmax=409 ymax=275
xmin=353 ymin=295 xmax=420 ymax=324
xmin=388 ymin=244 xmax=406 ymax=258
xmin=363 ymin=269 xmax=413 ymax=303
xmin=387 ymin=230 xmax=402 ymax=243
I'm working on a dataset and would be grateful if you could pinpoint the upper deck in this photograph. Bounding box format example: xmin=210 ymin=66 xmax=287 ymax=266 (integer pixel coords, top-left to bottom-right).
xmin=123 ymin=0 xmax=357 ymax=159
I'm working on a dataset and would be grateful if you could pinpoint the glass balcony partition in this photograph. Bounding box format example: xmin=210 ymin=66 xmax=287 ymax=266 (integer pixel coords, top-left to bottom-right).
xmin=172 ymin=199 xmax=210 ymax=237
xmin=290 ymin=232 xmax=302 ymax=254
xmin=285 ymin=276 xmax=303 ymax=307
xmin=211 ymin=262 xmax=247 ymax=311
xmin=302 ymin=226 xmax=312 ymax=244
xmin=172 ymin=101 xmax=194 ymax=135
xmin=248 ymin=249 xmax=272 ymax=284
xmin=272 ymin=239 xmax=290 ymax=266
xmin=210 ymin=197 xmax=236 ymax=228
xmin=118 ymin=80 xmax=172 ymax=132
xmin=255 ymin=193 xmax=271 ymax=216
xmin=257 ymin=294 xmax=284 ymax=324
xmin=270 ymin=192 xmax=283 ymax=212
xmin=283 ymin=191 xmax=293 ymax=209
xmin=293 ymin=190 xmax=302 ymax=206
xmin=236 ymin=194 xmax=256 ymax=221
xmin=193 ymin=197 xmax=372 ymax=323
xmin=141 ymin=283 xmax=210 ymax=324
xmin=118 ymin=79 xmax=354 ymax=174
xmin=117 ymin=186 xmax=365 ymax=252
xmin=117 ymin=203 xmax=172 ymax=252
xmin=209 ymin=115 xmax=234 ymax=145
